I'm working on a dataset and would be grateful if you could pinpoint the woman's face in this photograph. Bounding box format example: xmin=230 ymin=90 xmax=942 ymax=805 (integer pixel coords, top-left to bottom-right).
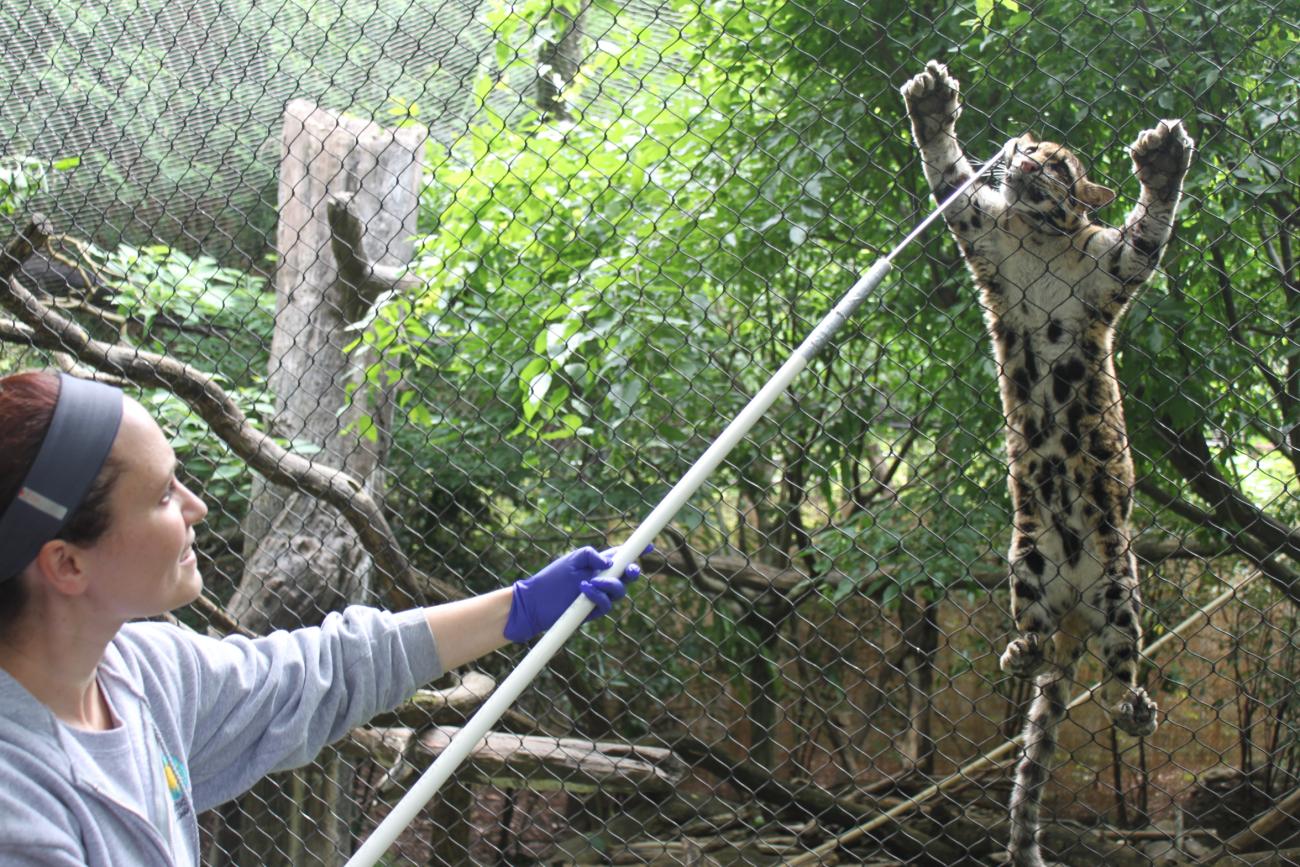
xmin=78 ymin=398 xmax=208 ymax=620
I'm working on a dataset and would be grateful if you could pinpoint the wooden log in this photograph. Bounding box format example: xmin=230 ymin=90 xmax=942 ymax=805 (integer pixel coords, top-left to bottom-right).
xmin=1209 ymin=847 xmax=1300 ymax=866
xmin=1226 ymin=784 xmax=1300 ymax=853
xmin=1101 ymin=827 xmax=1217 ymax=841
xmin=1035 ymin=821 xmax=1150 ymax=867
xmin=549 ymin=789 xmax=749 ymax=864
xmin=607 ymin=839 xmax=720 ymax=865
xmin=364 ymin=671 xmax=496 ymax=728
xmin=671 ymin=735 xmax=887 ymax=825
xmin=421 ymin=727 xmax=683 ymax=794
xmin=347 ymin=726 xmax=684 ymax=795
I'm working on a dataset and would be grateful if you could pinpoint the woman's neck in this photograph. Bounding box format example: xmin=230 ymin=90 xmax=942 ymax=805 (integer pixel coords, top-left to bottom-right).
xmin=0 ymin=602 xmax=120 ymax=730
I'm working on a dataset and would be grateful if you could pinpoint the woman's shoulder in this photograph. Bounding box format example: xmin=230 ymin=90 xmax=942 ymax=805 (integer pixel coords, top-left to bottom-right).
xmin=112 ymin=619 xmax=204 ymax=663
xmin=103 ymin=620 xmax=215 ymax=698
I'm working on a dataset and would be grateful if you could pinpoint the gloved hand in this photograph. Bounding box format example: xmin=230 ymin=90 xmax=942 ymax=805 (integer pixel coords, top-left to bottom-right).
xmin=504 ymin=545 xmax=651 ymax=643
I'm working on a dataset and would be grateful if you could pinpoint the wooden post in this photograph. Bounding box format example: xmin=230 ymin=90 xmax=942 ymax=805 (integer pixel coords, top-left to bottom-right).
xmin=230 ymin=98 xmax=426 ymax=627
xmin=207 ymin=100 xmax=426 ymax=867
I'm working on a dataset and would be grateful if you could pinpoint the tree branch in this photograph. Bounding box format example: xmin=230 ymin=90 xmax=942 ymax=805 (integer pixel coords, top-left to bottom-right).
xmin=1 ymin=217 xmax=458 ymax=606
xmin=1131 ymin=535 xmax=1236 ymax=563
xmin=189 ymin=593 xmax=256 ymax=638
xmin=1266 ymin=197 xmax=1299 ymax=307
xmin=1210 ymin=244 xmax=1295 ymax=469
xmin=1153 ymin=417 xmax=1300 ymax=564
xmin=0 ymin=214 xmax=53 ymax=280
xmin=1137 ymin=477 xmax=1300 ymax=605
xmin=1264 ymin=199 xmax=1300 ymax=472
xmin=644 ymin=546 xmax=863 ymax=599
xmin=326 ymin=191 xmax=423 ymax=317
xmin=0 ymin=315 xmax=35 ymax=344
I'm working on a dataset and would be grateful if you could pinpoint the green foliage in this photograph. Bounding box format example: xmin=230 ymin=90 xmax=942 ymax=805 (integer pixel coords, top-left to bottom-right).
xmin=100 ymin=244 xmax=273 ymax=336
xmin=14 ymin=0 xmax=1287 ymax=743
xmin=340 ymin=0 xmax=1300 ymax=726
xmin=96 ymin=242 xmax=276 ymax=589
xmin=0 ymin=154 xmax=77 ymax=217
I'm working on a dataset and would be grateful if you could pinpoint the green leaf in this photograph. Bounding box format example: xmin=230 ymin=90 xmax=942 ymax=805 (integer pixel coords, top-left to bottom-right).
xmin=523 ymin=372 xmax=552 ymax=421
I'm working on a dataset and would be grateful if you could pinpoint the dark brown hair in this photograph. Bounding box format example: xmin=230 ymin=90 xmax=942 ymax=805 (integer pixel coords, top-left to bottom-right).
xmin=0 ymin=371 xmax=119 ymax=625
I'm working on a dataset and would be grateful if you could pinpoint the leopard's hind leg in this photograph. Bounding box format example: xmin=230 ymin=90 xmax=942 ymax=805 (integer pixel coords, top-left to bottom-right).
xmin=1000 ymin=541 xmax=1064 ymax=679
xmin=1096 ymin=550 xmax=1158 ymax=736
xmin=1007 ymin=629 xmax=1087 ymax=867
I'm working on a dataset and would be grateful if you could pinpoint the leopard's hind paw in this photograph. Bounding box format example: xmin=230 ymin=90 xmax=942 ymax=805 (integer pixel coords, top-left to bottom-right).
xmin=1000 ymin=633 xmax=1047 ymax=679
xmin=1112 ymin=686 xmax=1158 ymax=737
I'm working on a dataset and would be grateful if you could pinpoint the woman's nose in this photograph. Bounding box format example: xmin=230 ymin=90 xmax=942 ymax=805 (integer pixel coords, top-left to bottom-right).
xmin=181 ymin=482 xmax=209 ymax=523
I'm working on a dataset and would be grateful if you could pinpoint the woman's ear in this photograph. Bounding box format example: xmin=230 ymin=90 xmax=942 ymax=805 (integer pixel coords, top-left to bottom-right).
xmin=30 ymin=540 xmax=93 ymax=597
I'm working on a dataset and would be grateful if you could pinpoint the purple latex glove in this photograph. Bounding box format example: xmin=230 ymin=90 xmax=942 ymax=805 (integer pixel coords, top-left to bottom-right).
xmin=504 ymin=545 xmax=651 ymax=643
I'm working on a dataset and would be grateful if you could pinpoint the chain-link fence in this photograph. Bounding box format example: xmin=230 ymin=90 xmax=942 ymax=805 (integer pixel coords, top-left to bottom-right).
xmin=1 ymin=0 xmax=1297 ymax=863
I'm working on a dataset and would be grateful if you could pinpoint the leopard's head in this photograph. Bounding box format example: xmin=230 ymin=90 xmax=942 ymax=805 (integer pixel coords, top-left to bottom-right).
xmin=1001 ymin=134 xmax=1115 ymax=232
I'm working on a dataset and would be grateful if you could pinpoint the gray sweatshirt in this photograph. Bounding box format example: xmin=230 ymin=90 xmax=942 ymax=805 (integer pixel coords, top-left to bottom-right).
xmin=0 ymin=606 xmax=442 ymax=865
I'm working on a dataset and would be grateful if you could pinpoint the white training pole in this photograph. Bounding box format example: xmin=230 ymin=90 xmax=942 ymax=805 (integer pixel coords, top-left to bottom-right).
xmin=345 ymin=150 xmax=1004 ymax=867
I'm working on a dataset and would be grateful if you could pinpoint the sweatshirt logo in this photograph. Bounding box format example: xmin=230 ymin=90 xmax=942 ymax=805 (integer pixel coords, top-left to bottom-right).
xmin=162 ymin=752 xmax=191 ymax=817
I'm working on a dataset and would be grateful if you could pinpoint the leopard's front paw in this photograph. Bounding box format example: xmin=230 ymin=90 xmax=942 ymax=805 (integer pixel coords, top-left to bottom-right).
xmin=1000 ymin=633 xmax=1047 ymax=679
xmin=1131 ymin=119 xmax=1194 ymax=194
xmin=1112 ymin=686 xmax=1159 ymax=737
xmin=901 ymin=60 xmax=962 ymax=142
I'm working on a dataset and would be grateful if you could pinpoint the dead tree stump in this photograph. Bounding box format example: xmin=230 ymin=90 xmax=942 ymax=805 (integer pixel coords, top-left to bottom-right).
xmin=206 ymin=99 xmax=426 ymax=867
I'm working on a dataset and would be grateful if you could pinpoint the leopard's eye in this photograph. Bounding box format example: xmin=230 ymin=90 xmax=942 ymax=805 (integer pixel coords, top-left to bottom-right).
xmin=1022 ymin=145 xmax=1038 ymax=154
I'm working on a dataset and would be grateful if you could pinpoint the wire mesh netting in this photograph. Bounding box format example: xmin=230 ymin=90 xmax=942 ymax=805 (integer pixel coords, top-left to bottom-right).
xmin=0 ymin=0 xmax=1297 ymax=863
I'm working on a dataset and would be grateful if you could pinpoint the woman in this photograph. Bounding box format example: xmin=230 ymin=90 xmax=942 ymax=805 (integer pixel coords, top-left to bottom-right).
xmin=0 ymin=370 xmax=644 ymax=865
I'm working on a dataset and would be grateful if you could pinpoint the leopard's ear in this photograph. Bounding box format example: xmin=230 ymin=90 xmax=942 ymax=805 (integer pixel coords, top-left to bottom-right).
xmin=1075 ymin=179 xmax=1115 ymax=209
xmin=1020 ymin=131 xmax=1039 ymax=145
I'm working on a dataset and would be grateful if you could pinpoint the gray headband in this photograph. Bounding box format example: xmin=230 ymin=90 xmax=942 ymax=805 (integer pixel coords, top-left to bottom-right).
xmin=0 ymin=374 xmax=124 ymax=581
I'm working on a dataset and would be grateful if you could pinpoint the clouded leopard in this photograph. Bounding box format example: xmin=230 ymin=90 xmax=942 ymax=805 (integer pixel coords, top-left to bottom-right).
xmin=900 ymin=60 xmax=1193 ymax=867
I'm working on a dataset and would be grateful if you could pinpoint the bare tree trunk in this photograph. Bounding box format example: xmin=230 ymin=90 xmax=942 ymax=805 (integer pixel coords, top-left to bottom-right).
xmin=232 ymin=99 xmax=425 ymax=627
xmin=897 ymin=590 xmax=939 ymax=777
xmin=428 ymin=779 xmax=474 ymax=866
xmin=206 ymin=100 xmax=425 ymax=867
xmin=742 ymin=606 xmax=782 ymax=771
xmin=536 ymin=0 xmax=587 ymax=120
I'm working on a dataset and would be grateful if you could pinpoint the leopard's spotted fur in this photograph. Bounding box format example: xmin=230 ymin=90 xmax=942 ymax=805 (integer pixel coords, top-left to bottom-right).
xmin=901 ymin=60 xmax=1193 ymax=867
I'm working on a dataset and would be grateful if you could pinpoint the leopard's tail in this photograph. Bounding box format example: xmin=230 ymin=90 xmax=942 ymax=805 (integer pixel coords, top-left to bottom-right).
xmin=1008 ymin=662 xmax=1073 ymax=867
